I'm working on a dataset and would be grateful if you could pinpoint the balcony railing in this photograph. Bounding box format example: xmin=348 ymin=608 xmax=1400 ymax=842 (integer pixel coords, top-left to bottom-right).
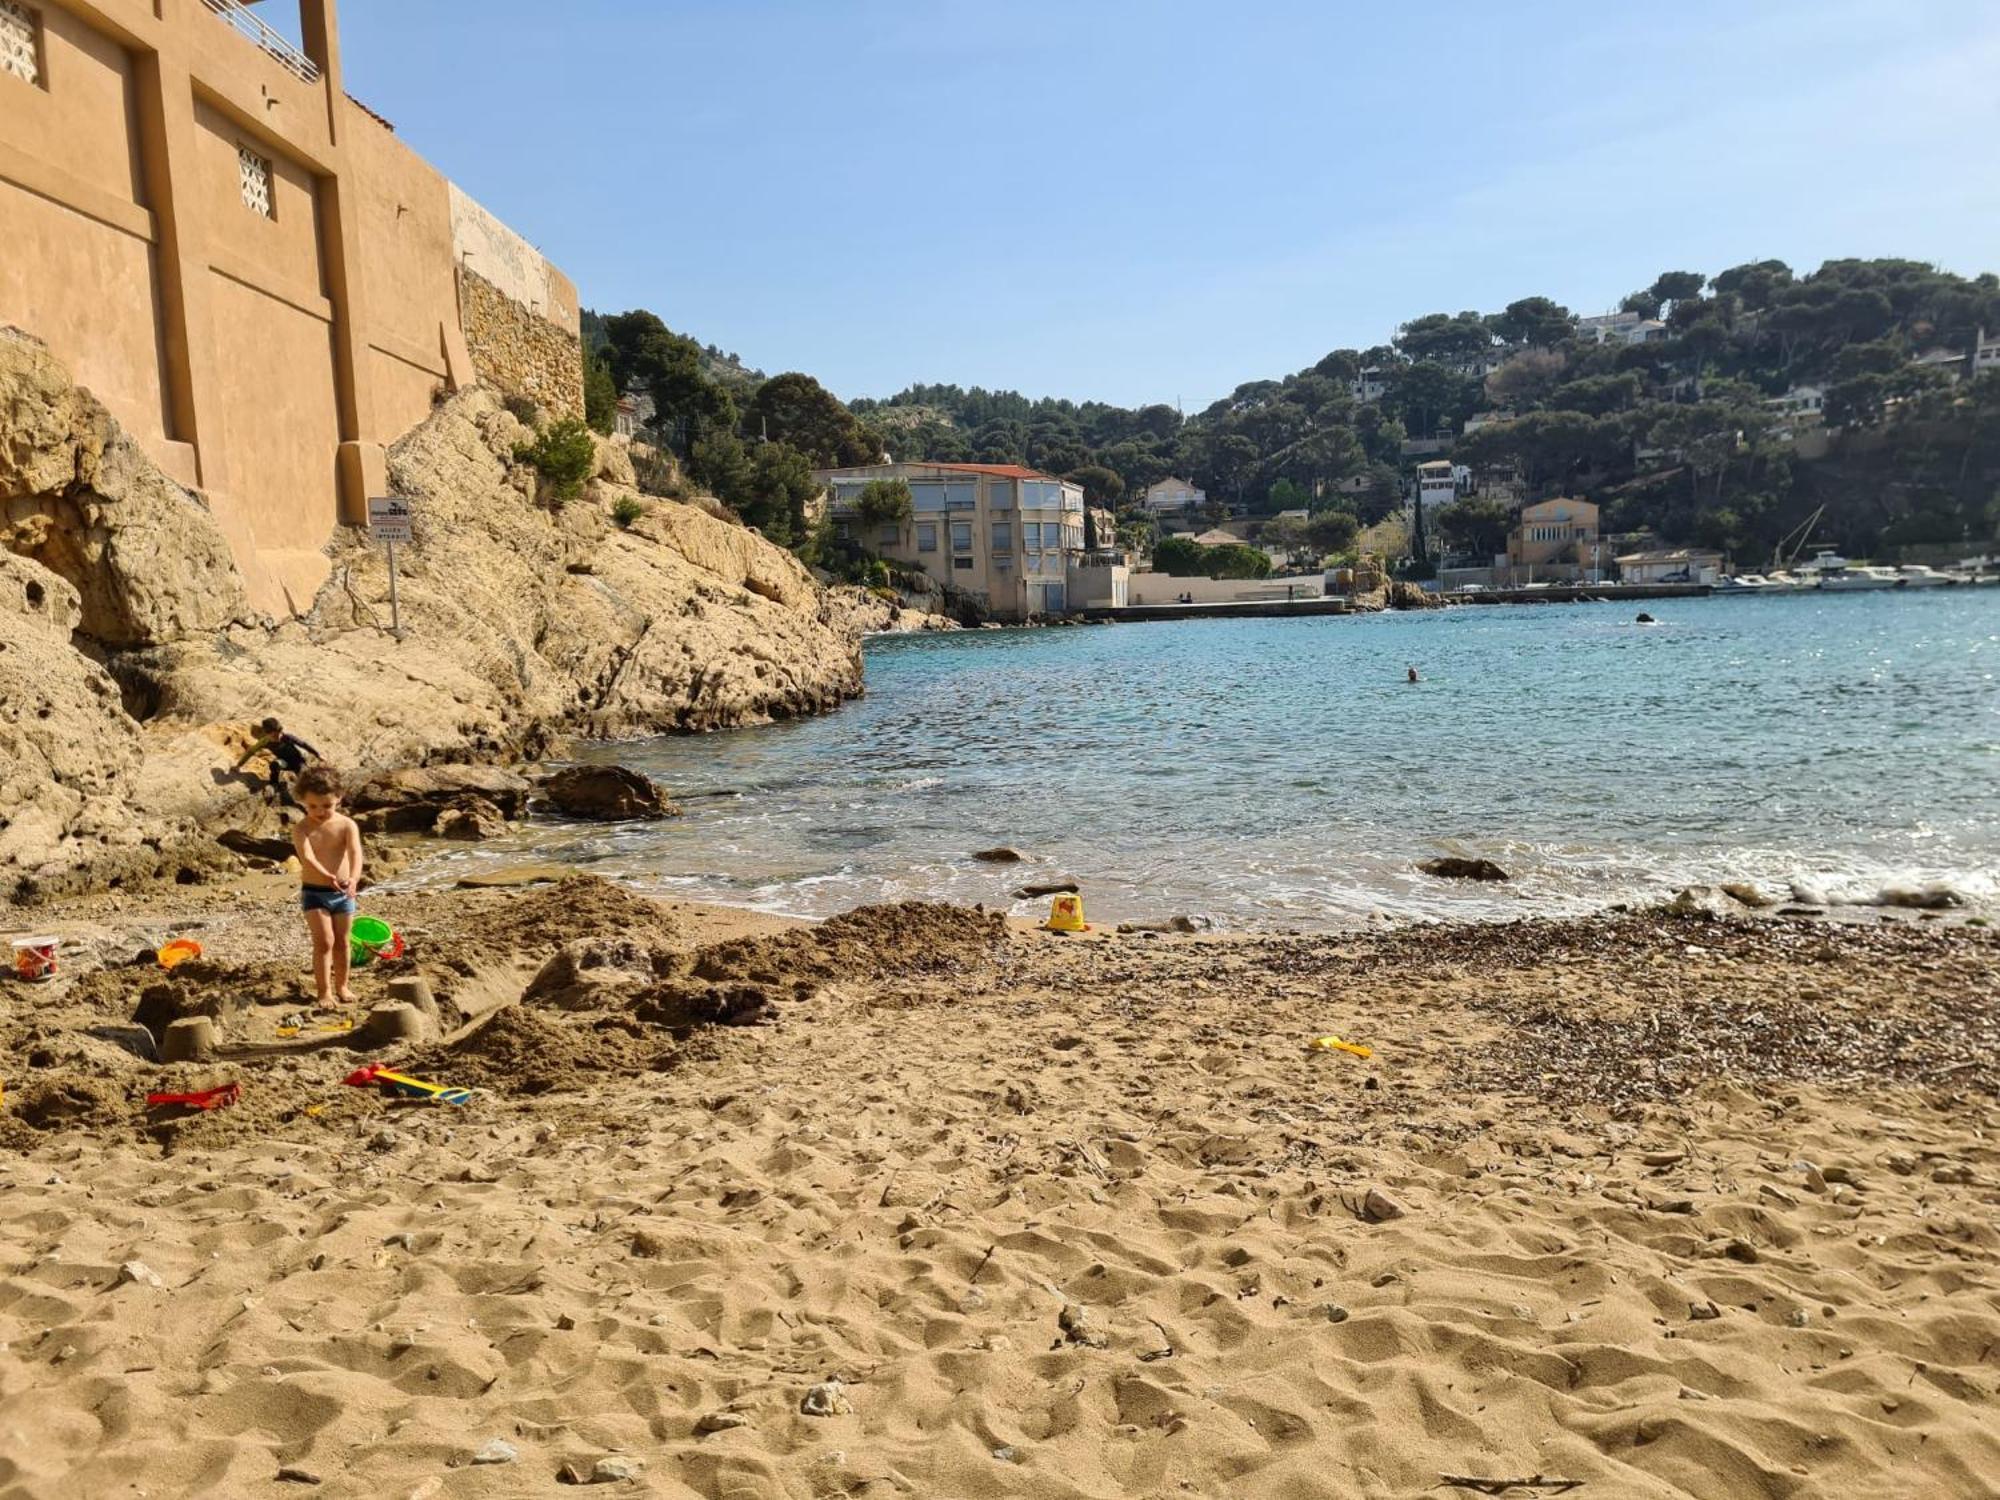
xmin=199 ymin=0 xmax=321 ymax=84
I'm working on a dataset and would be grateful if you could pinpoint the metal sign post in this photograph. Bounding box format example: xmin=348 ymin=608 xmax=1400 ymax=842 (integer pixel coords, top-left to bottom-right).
xmin=366 ymin=496 xmax=414 ymax=639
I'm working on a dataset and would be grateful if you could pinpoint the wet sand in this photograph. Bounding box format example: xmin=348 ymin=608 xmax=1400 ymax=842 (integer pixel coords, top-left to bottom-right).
xmin=0 ymin=874 xmax=1996 ymax=1498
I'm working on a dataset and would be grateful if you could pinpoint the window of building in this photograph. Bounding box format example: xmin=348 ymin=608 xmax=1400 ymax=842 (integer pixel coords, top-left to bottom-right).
xmin=991 ymin=520 xmax=1012 ymax=553
xmin=878 ymin=523 xmax=900 ymax=546
xmin=950 ymin=522 xmax=972 ymax=552
xmin=238 ymin=144 xmax=274 ymax=218
xmin=910 ymin=483 xmax=948 ymax=512
xmin=1022 ymin=521 xmax=1041 ymax=549
xmin=916 ymin=522 xmax=937 ymax=553
xmin=993 ymin=555 xmax=1011 ymax=572
xmin=952 ymin=556 xmax=974 ymax=571
xmin=986 ymin=481 xmax=1015 ymax=511
xmin=0 ymin=1 xmax=42 ymax=87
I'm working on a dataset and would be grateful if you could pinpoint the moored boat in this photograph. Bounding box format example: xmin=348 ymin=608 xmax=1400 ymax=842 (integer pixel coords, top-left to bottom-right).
xmin=1819 ymin=565 xmax=1904 ymax=591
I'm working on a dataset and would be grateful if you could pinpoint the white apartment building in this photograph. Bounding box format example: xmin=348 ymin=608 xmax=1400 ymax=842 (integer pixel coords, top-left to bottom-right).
xmin=818 ymin=462 xmax=1085 ymax=620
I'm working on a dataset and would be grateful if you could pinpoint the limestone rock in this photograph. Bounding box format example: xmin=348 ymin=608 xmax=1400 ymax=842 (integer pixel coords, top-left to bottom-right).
xmin=1419 ymin=857 xmax=1510 ymax=883
xmin=433 ymin=795 xmax=507 ymax=841
xmin=0 ymin=555 xmax=150 ymax=901
xmin=347 ymin=766 xmax=533 ymax=833
xmin=540 ymin=764 xmax=678 ymax=821
xmin=0 ymin=328 xmax=247 ymax=646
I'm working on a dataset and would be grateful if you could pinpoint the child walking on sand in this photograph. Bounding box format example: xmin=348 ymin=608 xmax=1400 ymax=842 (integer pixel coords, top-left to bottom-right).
xmin=290 ymin=764 xmax=364 ymax=1009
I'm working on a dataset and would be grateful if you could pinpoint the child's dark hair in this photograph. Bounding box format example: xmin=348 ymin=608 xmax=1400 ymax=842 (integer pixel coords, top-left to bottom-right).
xmin=294 ymin=763 xmax=342 ymax=799
xmin=260 ymin=715 xmax=283 ymax=735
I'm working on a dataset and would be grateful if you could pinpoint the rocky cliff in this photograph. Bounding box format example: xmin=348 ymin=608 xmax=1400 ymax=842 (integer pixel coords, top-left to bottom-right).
xmin=0 ymin=330 xmax=862 ymax=903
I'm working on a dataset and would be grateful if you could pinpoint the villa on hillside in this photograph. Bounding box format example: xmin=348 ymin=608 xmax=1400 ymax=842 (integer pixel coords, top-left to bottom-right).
xmin=1974 ymin=328 xmax=2000 ymax=376
xmin=816 ymin=461 xmax=1086 ymax=620
xmin=1140 ymin=477 xmax=1206 ymax=515
xmin=1502 ymin=497 xmax=1613 ymax=584
xmin=1576 ymin=312 xmax=1669 ymax=347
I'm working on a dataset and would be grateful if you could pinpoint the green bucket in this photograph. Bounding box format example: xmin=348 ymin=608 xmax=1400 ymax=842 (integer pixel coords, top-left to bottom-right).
xmin=349 ymin=914 xmax=395 ymax=967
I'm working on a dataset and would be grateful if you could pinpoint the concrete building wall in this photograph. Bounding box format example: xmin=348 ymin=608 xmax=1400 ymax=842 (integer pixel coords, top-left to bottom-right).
xmin=1127 ymin=572 xmax=1324 ymax=606
xmin=0 ymin=0 xmax=580 ymax=615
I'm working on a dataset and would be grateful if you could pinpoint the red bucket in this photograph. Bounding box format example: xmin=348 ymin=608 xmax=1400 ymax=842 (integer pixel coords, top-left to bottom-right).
xmin=11 ymin=937 xmax=58 ymax=982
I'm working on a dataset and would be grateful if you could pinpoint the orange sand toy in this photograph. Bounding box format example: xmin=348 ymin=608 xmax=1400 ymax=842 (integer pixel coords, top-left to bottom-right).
xmin=156 ymin=938 xmax=203 ymax=970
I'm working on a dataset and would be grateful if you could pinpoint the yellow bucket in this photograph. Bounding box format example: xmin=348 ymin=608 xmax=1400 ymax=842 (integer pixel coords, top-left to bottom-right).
xmin=1043 ymin=893 xmax=1089 ymax=933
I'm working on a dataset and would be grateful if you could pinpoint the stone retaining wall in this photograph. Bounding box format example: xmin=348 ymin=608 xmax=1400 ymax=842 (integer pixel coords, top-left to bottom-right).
xmin=458 ymin=268 xmax=584 ymax=421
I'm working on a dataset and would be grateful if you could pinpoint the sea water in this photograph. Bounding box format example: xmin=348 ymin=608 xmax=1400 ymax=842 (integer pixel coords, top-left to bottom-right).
xmin=421 ymin=590 xmax=2000 ymax=929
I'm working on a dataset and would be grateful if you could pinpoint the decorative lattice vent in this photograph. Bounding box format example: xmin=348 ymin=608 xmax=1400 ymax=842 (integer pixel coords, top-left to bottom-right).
xmin=0 ymin=1 xmax=41 ymax=86
xmin=238 ymin=144 xmax=272 ymax=218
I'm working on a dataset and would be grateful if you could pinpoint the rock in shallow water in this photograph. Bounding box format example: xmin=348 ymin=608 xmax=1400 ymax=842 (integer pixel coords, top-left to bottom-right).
xmin=1419 ymin=857 xmax=1510 ymax=882
xmin=540 ymin=764 xmax=680 ymax=821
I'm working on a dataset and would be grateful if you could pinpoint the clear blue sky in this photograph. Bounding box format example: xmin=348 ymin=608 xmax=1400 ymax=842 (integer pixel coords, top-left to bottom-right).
xmin=333 ymin=0 xmax=2000 ymax=409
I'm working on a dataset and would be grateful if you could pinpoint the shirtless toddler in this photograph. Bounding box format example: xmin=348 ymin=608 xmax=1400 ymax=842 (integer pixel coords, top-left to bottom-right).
xmin=290 ymin=763 xmax=365 ymax=1008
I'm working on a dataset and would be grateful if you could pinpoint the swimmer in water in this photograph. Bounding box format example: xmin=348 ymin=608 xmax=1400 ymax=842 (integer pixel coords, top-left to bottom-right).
xmin=1407 ymin=665 xmax=1419 ymax=683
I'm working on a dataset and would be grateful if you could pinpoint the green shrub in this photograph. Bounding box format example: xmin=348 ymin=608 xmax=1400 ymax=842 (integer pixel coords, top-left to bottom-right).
xmin=611 ymin=496 xmax=646 ymax=529
xmin=854 ymin=478 xmax=914 ymax=527
xmin=515 ymin=416 xmax=596 ymax=501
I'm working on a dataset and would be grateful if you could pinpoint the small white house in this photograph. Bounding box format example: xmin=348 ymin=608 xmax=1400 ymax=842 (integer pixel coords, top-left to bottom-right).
xmin=1141 ymin=477 xmax=1206 ymax=515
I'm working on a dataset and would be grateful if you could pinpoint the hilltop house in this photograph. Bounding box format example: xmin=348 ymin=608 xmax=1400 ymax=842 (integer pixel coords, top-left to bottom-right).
xmin=1911 ymin=346 xmax=1967 ymax=382
xmin=816 ymin=462 xmax=1085 ymax=620
xmin=1576 ymin=312 xmax=1668 ymax=347
xmin=1503 ymin=498 xmax=1612 ymax=584
xmin=1141 ymin=477 xmax=1205 ymax=515
xmin=1975 ymin=329 xmax=2000 ymax=376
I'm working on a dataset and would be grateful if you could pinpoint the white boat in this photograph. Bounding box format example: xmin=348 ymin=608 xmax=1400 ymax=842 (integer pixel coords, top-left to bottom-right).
xmin=1895 ymin=565 xmax=1955 ymax=588
xmin=1819 ymin=565 xmax=1904 ymax=591
xmin=1759 ymin=571 xmax=1812 ymax=594
xmin=1714 ymin=573 xmax=1770 ymax=593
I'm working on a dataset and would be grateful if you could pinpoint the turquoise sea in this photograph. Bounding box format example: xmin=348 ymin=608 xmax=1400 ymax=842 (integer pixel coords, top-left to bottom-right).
xmin=423 ymin=590 xmax=2000 ymax=929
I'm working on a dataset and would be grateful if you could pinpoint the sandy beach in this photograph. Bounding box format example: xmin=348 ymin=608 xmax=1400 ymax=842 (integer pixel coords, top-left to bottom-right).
xmin=1 ymin=872 xmax=1995 ymax=1499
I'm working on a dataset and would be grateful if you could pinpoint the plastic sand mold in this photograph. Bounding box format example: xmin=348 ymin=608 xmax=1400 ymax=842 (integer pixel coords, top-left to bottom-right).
xmin=146 ymin=1083 xmax=242 ymax=1111
xmin=156 ymin=938 xmax=202 ymax=970
xmin=343 ymin=1062 xmax=475 ymax=1106
xmin=1308 ymin=1035 xmax=1373 ymax=1059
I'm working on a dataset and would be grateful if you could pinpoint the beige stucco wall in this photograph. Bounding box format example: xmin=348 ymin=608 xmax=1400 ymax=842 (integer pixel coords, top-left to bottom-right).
xmin=0 ymin=183 xmax=171 ymax=447
xmin=205 ymin=272 xmax=343 ymax=609
xmin=0 ymin=0 xmax=581 ymax=617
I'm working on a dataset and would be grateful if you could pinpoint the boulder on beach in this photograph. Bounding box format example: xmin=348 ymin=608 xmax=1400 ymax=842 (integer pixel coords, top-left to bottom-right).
xmin=540 ymin=764 xmax=680 ymax=821
xmin=1419 ymin=857 xmax=1510 ymax=883
xmin=433 ymin=795 xmax=508 ymax=841
xmin=973 ymin=847 xmax=1026 ymax=864
xmin=346 ymin=766 xmax=533 ymax=833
